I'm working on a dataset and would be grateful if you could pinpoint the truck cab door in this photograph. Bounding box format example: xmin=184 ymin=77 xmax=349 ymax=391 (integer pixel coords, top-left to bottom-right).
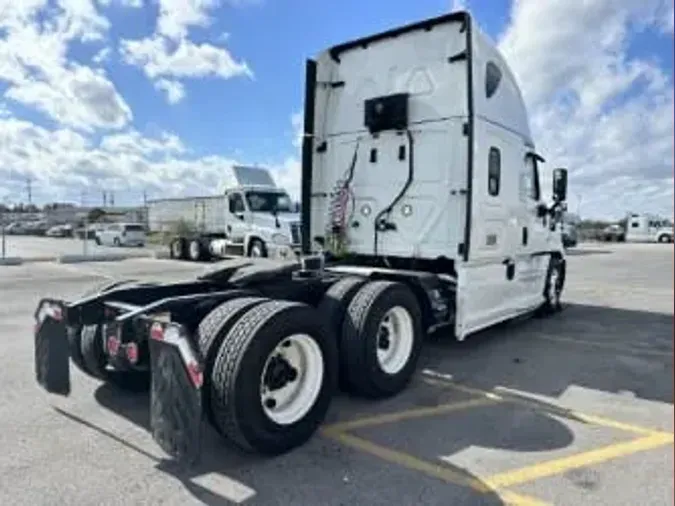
xmin=513 ymin=152 xmax=550 ymax=307
xmin=226 ymin=192 xmax=248 ymax=242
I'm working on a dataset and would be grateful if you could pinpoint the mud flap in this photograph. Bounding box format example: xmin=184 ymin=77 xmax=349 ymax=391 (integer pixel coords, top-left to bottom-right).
xmin=33 ymin=299 xmax=71 ymax=396
xmin=149 ymin=328 xmax=203 ymax=467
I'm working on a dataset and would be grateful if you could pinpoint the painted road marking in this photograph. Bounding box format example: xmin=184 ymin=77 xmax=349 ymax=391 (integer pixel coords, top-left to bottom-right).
xmin=323 ymin=397 xmax=497 ymax=433
xmin=422 ymin=371 xmax=674 ymax=488
xmin=483 ymin=431 xmax=674 ymax=489
xmin=324 ymin=370 xmax=673 ymax=506
xmin=421 ymin=372 xmax=671 ymax=437
xmin=323 ymin=422 xmax=549 ymax=506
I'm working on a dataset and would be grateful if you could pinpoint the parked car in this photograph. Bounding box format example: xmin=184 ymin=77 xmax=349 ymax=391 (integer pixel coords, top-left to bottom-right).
xmin=23 ymin=220 xmax=50 ymax=236
xmin=45 ymin=224 xmax=73 ymax=238
xmin=95 ymin=222 xmax=146 ymax=247
xmin=4 ymin=222 xmax=27 ymax=235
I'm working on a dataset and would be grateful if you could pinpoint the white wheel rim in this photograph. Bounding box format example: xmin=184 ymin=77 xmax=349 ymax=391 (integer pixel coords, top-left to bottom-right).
xmin=251 ymin=243 xmax=262 ymax=257
xmin=172 ymin=242 xmax=181 ymax=256
xmin=260 ymin=334 xmax=324 ymax=426
xmin=190 ymin=241 xmax=199 ymax=259
xmin=376 ymin=306 xmax=414 ymax=375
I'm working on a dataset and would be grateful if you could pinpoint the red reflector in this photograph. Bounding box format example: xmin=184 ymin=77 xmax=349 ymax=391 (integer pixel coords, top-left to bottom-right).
xmin=125 ymin=343 xmax=139 ymax=364
xmin=150 ymin=322 xmax=164 ymax=341
xmin=107 ymin=335 xmax=120 ymax=356
xmin=51 ymin=306 xmax=63 ymax=321
xmin=187 ymin=361 xmax=204 ymax=389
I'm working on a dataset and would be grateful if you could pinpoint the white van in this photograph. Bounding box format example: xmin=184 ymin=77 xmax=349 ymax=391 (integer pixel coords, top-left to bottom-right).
xmin=95 ymin=223 xmax=146 ymax=247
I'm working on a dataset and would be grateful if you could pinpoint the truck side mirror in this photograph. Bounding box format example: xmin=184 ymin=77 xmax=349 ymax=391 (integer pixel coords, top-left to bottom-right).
xmin=552 ymin=168 xmax=568 ymax=202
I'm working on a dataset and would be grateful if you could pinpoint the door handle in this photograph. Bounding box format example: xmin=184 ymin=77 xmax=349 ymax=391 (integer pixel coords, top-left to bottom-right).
xmin=502 ymin=257 xmax=515 ymax=281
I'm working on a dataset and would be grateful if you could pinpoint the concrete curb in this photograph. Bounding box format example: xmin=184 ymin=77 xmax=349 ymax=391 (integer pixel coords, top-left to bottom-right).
xmin=153 ymin=250 xmax=171 ymax=260
xmin=57 ymin=253 xmax=134 ymax=264
xmin=0 ymin=257 xmax=23 ymax=266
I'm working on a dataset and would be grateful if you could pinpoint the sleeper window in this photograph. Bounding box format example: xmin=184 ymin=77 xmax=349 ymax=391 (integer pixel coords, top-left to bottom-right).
xmin=485 ymin=62 xmax=502 ymax=99
xmin=488 ymin=147 xmax=500 ymax=196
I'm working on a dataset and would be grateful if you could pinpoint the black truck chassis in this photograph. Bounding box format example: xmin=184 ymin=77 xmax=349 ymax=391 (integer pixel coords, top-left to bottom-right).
xmin=33 ymin=256 xmax=454 ymax=466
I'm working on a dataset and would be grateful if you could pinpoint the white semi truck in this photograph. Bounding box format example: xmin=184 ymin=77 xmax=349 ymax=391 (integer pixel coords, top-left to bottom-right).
xmin=33 ymin=11 xmax=569 ymax=464
xmin=148 ymin=165 xmax=302 ymax=261
xmin=625 ymin=213 xmax=673 ymax=243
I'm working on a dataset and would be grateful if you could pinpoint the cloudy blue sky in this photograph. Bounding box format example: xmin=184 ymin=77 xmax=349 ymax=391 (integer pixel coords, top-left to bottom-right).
xmin=0 ymin=0 xmax=672 ymax=220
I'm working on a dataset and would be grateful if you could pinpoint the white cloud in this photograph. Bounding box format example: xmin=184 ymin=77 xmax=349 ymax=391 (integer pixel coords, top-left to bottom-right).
xmin=291 ymin=111 xmax=303 ymax=148
xmin=119 ymin=0 xmax=253 ymax=102
xmin=497 ymin=0 xmax=674 ymax=220
xmin=121 ymin=35 xmax=252 ymax=80
xmin=270 ymin=156 xmax=301 ymax=202
xmin=98 ymin=0 xmax=144 ymax=7
xmin=6 ymin=65 xmax=132 ymax=131
xmin=92 ymin=46 xmax=111 ymax=64
xmin=156 ymin=0 xmax=220 ymax=40
xmin=0 ymin=116 xmax=298 ymax=205
xmin=0 ymin=1 xmax=132 ymax=132
xmin=100 ymin=129 xmax=185 ymax=155
xmin=154 ymin=78 xmax=186 ymax=104
xmin=451 ymin=0 xmax=466 ymax=12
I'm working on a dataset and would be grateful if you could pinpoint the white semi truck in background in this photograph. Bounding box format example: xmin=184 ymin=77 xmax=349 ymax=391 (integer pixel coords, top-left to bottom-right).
xmin=34 ymin=11 xmax=570 ymax=464
xmin=147 ymin=165 xmax=302 ymax=261
xmin=625 ymin=213 xmax=673 ymax=243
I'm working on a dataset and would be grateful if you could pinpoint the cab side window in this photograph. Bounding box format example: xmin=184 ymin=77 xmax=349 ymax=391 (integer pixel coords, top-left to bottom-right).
xmin=228 ymin=193 xmax=245 ymax=213
xmin=520 ymin=155 xmax=540 ymax=202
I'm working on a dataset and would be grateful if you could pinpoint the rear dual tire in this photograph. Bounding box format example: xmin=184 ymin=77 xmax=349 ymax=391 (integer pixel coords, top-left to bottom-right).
xmin=318 ymin=277 xmax=424 ymax=398
xmin=338 ymin=281 xmax=424 ymax=399
xmin=198 ymin=298 xmax=338 ymax=455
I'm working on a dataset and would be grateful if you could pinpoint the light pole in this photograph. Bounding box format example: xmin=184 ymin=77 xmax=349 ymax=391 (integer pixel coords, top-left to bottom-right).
xmin=1 ymin=197 xmax=11 ymax=260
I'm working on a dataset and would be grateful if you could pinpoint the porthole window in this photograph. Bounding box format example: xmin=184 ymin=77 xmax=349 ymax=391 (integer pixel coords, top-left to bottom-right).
xmin=485 ymin=61 xmax=502 ymax=99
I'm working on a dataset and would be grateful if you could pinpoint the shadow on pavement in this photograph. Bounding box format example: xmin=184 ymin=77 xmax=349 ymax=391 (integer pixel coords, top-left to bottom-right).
xmin=565 ymin=248 xmax=613 ymax=256
xmin=425 ymin=303 xmax=674 ymax=406
xmin=52 ymin=382 xmax=513 ymax=506
xmin=53 ymin=302 xmax=671 ymax=505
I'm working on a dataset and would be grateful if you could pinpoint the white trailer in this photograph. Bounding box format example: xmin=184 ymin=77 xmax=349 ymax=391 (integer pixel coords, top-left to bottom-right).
xmin=149 ymin=165 xmax=302 ymax=261
xmin=34 ymin=11 xmax=570 ymax=464
xmin=625 ymin=213 xmax=673 ymax=243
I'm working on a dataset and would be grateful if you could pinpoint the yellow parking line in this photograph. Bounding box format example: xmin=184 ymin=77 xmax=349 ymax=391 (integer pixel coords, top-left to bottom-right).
xmin=422 ymin=375 xmax=672 ymax=437
xmin=484 ymin=432 xmax=674 ymax=489
xmin=323 ymin=429 xmax=550 ymax=506
xmin=322 ymin=397 xmax=496 ymax=433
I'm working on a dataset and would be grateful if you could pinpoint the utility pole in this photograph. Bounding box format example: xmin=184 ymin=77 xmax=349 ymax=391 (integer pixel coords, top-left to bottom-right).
xmin=81 ymin=190 xmax=88 ymax=256
xmin=26 ymin=176 xmax=32 ymax=206
xmin=102 ymin=191 xmax=107 ymax=207
xmin=143 ymin=190 xmax=148 ymax=230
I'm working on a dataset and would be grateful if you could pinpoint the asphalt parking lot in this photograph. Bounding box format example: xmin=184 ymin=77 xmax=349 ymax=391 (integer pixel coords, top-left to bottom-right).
xmin=0 ymin=242 xmax=672 ymax=505
xmin=0 ymin=235 xmax=160 ymax=261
